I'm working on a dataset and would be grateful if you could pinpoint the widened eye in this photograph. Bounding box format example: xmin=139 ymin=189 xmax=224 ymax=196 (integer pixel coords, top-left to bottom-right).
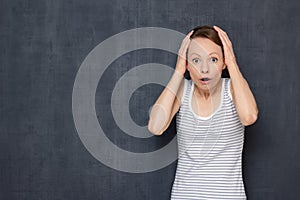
xmin=192 ymin=58 xmax=201 ymax=64
xmin=210 ymin=57 xmax=218 ymax=63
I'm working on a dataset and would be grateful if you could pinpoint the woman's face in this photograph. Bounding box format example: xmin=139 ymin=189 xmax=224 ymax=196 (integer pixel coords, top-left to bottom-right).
xmin=187 ymin=37 xmax=225 ymax=91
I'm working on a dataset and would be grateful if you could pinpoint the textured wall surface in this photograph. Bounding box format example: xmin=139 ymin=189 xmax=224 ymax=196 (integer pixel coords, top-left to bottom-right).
xmin=1 ymin=0 xmax=300 ymax=199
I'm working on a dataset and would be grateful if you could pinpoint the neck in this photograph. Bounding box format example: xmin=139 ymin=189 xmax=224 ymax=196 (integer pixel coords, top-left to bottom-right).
xmin=194 ymin=79 xmax=222 ymax=100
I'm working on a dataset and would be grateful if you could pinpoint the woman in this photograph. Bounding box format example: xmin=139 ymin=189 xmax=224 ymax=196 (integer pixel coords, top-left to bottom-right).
xmin=148 ymin=25 xmax=258 ymax=199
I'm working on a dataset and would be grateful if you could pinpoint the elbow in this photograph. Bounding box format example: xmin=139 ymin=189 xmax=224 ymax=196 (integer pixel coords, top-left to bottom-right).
xmin=147 ymin=105 xmax=169 ymax=136
xmin=241 ymin=110 xmax=259 ymax=126
xmin=148 ymin=120 xmax=164 ymax=136
xmin=148 ymin=125 xmax=164 ymax=136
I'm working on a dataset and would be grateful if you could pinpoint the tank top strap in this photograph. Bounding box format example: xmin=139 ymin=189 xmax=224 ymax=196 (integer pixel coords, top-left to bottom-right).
xmin=180 ymin=78 xmax=192 ymax=106
xmin=224 ymin=78 xmax=233 ymax=102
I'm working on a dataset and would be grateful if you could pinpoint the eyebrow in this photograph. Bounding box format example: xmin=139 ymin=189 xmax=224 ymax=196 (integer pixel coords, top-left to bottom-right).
xmin=190 ymin=52 xmax=220 ymax=56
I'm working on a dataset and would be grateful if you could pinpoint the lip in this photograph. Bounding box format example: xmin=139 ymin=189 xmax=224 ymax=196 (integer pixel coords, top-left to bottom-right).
xmin=200 ymin=77 xmax=211 ymax=84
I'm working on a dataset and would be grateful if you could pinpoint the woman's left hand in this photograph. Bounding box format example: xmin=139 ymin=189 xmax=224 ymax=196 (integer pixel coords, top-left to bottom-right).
xmin=214 ymin=25 xmax=259 ymax=126
xmin=213 ymin=25 xmax=238 ymax=69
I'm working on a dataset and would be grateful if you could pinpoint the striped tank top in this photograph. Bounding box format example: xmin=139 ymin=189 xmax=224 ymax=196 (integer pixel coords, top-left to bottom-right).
xmin=171 ymin=78 xmax=247 ymax=199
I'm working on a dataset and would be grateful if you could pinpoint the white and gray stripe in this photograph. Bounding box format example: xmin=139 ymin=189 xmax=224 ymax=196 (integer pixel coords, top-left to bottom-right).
xmin=171 ymin=78 xmax=247 ymax=200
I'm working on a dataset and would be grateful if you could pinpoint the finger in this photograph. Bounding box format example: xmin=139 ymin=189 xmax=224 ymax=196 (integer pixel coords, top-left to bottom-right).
xmin=184 ymin=30 xmax=193 ymax=42
xmin=187 ymin=30 xmax=194 ymax=36
xmin=213 ymin=25 xmax=220 ymax=30
xmin=219 ymin=30 xmax=232 ymax=46
xmin=218 ymin=33 xmax=233 ymax=61
xmin=182 ymin=32 xmax=193 ymax=50
xmin=213 ymin=25 xmax=224 ymax=33
xmin=181 ymin=36 xmax=191 ymax=51
xmin=214 ymin=25 xmax=226 ymax=35
xmin=214 ymin=26 xmax=232 ymax=46
xmin=214 ymin=26 xmax=236 ymax=62
xmin=213 ymin=25 xmax=225 ymax=41
xmin=179 ymin=40 xmax=190 ymax=59
xmin=215 ymin=28 xmax=231 ymax=48
xmin=180 ymin=34 xmax=191 ymax=49
xmin=214 ymin=26 xmax=230 ymax=43
xmin=179 ymin=42 xmax=188 ymax=56
xmin=220 ymin=32 xmax=230 ymax=48
xmin=183 ymin=30 xmax=193 ymax=43
xmin=215 ymin=28 xmax=227 ymax=47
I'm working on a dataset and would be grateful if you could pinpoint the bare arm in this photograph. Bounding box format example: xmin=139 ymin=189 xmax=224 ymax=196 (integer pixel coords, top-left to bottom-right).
xmin=214 ymin=25 xmax=258 ymax=126
xmin=229 ymin=64 xmax=259 ymax=126
xmin=148 ymin=71 xmax=184 ymax=135
xmin=148 ymin=30 xmax=193 ymax=135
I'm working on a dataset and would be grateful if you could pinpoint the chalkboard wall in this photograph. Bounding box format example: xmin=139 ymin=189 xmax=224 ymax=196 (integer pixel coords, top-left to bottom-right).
xmin=1 ymin=0 xmax=299 ymax=199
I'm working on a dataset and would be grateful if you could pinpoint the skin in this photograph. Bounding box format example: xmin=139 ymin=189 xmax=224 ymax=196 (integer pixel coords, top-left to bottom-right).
xmin=186 ymin=37 xmax=226 ymax=117
xmin=148 ymin=26 xmax=258 ymax=135
xmin=213 ymin=25 xmax=258 ymax=125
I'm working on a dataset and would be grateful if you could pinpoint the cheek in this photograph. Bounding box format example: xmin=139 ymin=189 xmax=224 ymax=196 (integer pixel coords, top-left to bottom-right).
xmin=187 ymin=64 xmax=195 ymax=72
xmin=209 ymin=65 xmax=223 ymax=77
xmin=187 ymin=64 xmax=199 ymax=76
xmin=215 ymin=64 xmax=224 ymax=72
xmin=187 ymin=61 xmax=199 ymax=70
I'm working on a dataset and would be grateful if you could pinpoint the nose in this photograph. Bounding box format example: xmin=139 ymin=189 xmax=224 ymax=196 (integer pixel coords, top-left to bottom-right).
xmin=200 ymin=60 xmax=209 ymax=73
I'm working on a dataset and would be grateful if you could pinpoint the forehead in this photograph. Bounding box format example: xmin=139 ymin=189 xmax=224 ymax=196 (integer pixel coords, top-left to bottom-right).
xmin=188 ymin=37 xmax=222 ymax=55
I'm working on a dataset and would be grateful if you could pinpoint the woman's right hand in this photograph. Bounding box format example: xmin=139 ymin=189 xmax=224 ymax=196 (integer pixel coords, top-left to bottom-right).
xmin=175 ymin=30 xmax=194 ymax=75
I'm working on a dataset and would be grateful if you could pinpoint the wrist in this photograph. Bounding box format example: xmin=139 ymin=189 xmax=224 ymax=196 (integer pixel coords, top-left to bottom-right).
xmin=173 ymin=69 xmax=185 ymax=78
xmin=175 ymin=66 xmax=186 ymax=76
xmin=166 ymin=70 xmax=184 ymax=96
xmin=227 ymin=61 xmax=239 ymax=73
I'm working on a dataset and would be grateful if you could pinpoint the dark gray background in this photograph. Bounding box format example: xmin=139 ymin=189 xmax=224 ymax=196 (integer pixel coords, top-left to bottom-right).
xmin=1 ymin=0 xmax=300 ymax=199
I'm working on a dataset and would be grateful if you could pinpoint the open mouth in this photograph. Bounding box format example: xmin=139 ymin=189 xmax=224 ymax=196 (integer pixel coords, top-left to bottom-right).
xmin=200 ymin=78 xmax=211 ymax=81
xmin=200 ymin=77 xmax=211 ymax=85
